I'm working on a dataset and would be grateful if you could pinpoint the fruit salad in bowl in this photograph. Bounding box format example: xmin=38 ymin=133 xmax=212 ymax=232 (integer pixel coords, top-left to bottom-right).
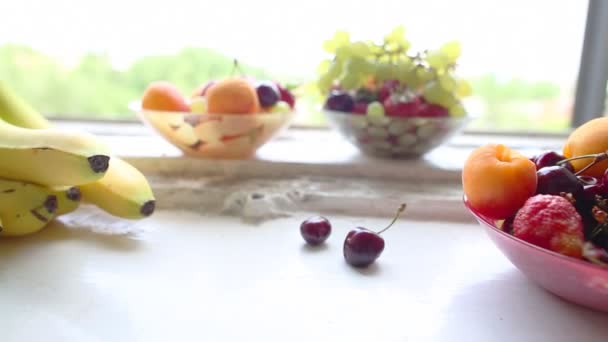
xmin=317 ymin=27 xmax=472 ymax=159
xmin=463 ymin=118 xmax=608 ymax=311
xmin=133 ymin=75 xmax=296 ymax=159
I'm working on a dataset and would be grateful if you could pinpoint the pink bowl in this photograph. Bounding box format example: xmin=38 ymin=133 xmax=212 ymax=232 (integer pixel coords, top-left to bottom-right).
xmin=464 ymin=198 xmax=608 ymax=312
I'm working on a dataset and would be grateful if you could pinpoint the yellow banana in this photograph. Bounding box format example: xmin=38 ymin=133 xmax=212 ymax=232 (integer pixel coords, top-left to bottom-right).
xmin=0 ymin=81 xmax=50 ymax=128
xmin=0 ymin=178 xmax=58 ymax=236
xmin=0 ymin=119 xmax=111 ymax=186
xmin=0 ymin=81 xmax=155 ymax=219
xmin=80 ymin=158 xmax=155 ymax=218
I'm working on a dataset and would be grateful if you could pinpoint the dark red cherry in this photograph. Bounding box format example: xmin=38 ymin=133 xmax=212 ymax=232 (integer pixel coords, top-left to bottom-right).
xmin=533 ymin=151 xmax=574 ymax=172
xmin=300 ymin=216 xmax=332 ymax=245
xmin=535 ymin=165 xmax=583 ymax=197
xmin=343 ymin=203 xmax=406 ymax=268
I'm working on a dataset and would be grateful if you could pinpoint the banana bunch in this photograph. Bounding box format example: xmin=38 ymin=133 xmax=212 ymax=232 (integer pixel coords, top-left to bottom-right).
xmin=0 ymin=81 xmax=156 ymax=236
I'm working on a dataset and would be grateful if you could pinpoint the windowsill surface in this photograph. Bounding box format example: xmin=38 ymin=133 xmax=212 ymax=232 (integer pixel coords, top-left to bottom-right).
xmin=55 ymin=120 xmax=565 ymax=181
xmin=49 ymin=121 xmax=568 ymax=223
xmin=3 ymin=122 xmax=605 ymax=341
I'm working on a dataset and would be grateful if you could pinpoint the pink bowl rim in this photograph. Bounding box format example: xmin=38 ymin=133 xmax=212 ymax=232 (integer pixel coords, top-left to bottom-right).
xmin=463 ymin=195 xmax=608 ymax=273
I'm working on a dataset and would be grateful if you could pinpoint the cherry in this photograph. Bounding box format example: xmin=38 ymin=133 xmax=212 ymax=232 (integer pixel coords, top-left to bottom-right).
xmin=533 ymin=151 xmax=574 ymax=172
xmin=300 ymin=216 xmax=332 ymax=245
xmin=343 ymin=203 xmax=406 ymax=268
xmin=255 ymin=81 xmax=280 ymax=107
xmin=325 ymin=90 xmax=354 ymax=112
xmin=535 ymin=165 xmax=583 ymax=197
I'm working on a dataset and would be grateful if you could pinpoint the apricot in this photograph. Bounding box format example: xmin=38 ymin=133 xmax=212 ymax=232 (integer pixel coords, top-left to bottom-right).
xmin=206 ymin=78 xmax=260 ymax=114
xmin=462 ymin=144 xmax=537 ymax=220
xmin=142 ymin=81 xmax=190 ymax=112
xmin=563 ymin=117 xmax=608 ymax=178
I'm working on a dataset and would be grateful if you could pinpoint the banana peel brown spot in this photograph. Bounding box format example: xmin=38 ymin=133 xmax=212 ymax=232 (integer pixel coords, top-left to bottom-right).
xmin=2 ymin=189 xmax=15 ymax=193
xmin=66 ymin=187 xmax=81 ymax=201
xmin=88 ymin=155 xmax=110 ymax=173
xmin=44 ymin=195 xmax=58 ymax=214
xmin=140 ymin=200 xmax=156 ymax=217
xmin=169 ymin=124 xmax=181 ymax=130
xmin=30 ymin=209 xmax=49 ymax=223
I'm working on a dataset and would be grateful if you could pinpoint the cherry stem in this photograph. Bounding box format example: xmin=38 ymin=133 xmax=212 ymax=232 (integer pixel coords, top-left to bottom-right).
xmin=557 ymin=151 xmax=608 ymax=176
xmin=231 ymin=59 xmax=245 ymax=77
xmin=377 ymin=203 xmax=407 ymax=235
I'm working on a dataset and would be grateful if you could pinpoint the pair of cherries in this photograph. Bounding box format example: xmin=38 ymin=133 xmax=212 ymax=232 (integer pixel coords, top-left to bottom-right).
xmin=299 ymin=204 xmax=407 ymax=268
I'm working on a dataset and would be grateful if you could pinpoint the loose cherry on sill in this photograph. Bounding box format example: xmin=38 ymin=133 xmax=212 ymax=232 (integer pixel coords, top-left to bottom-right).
xmin=343 ymin=203 xmax=407 ymax=268
xmin=300 ymin=216 xmax=332 ymax=246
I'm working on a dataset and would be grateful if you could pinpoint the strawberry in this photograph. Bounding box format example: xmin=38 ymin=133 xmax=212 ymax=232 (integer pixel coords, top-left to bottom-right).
xmin=513 ymin=194 xmax=584 ymax=258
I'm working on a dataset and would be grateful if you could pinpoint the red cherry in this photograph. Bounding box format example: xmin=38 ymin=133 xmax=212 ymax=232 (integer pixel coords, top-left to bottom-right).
xmin=301 ymin=216 xmax=332 ymax=245
xmin=343 ymin=203 xmax=406 ymax=268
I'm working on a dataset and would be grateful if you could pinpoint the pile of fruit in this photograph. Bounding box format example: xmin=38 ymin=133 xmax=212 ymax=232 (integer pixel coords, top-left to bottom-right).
xmin=0 ymin=81 xmax=155 ymax=236
xmin=317 ymin=26 xmax=471 ymax=118
xmin=139 ymin=70 xmax=296 ymax=158
xmin=463 ymin=117 xmax=608 ymax=267
xmin=142 ymin=75 xmax=295 ymax=116
xmin=316 ymin=27 xmax=472 ymax=158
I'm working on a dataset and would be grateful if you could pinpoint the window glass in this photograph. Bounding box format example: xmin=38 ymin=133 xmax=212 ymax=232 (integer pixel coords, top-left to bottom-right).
xmin=0 ymin=0 xmax=588 ymax=132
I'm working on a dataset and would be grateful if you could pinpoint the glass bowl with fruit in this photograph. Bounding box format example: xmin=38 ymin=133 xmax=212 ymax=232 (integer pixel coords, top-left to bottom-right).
xmin=317 ymin=28 xmax=472 ymax=159
xmin=132 ymin=76 xmax=296 ymax=159
xmin=463 ymin=140 xmax=608 ymax=312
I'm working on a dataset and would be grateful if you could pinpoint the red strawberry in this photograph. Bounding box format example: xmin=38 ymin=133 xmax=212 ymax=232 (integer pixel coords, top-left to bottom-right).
xmin=512 ymin=194 xmax=584 ymax=258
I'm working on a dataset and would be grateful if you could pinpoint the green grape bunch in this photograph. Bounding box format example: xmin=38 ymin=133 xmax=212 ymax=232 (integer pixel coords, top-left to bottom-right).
xmin=316 ymin=26 xmax=472 ymax=118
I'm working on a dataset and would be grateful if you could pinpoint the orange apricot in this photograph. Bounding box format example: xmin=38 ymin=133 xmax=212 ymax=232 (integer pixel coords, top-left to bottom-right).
xmin=462 ymin=144 xmax=537 ymax=220
xmin=206 ymin=78 xmax=260 ymax=114
xmin=563 ymin=117 xmax=608 ymax=178
xmin=142 ymin=81 xmax=190 ymax=112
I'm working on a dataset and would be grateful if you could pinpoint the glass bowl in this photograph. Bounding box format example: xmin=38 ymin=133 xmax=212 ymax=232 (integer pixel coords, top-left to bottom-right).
xmin=131 ymin=102 xmax=295 ymax=159
xmin=323 ymin=109 xmax=470 ymax=159
xmin=464 ymin=197 xmax=608 ymax=312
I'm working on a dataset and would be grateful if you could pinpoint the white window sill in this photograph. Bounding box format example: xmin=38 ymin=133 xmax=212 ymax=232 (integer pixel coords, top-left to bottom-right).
xmin=54 ymin=120 xmax=566 ymax=180
xmin=50 ymin=120 xmax=567 ymax=223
